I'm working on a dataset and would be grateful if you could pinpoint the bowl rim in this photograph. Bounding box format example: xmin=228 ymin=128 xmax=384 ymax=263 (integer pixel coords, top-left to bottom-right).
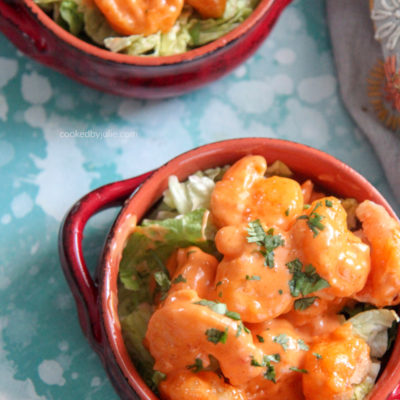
xmin=24 ymin=0 xmax=279 ymax=66
xmin=100 ymin=138 xmax=400 ymax=400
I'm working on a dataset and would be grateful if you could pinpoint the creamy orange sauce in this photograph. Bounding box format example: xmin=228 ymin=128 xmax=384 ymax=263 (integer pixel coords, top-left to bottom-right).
xmin=303 ymin=324 xmax=371 ymax=400
xmin=214 ymin=224 xmax=293 ymax=322
xmin=160 ymin=371 xmax=247 ymax=400
xmin=141 ymin=155 xmax=400 ymax=400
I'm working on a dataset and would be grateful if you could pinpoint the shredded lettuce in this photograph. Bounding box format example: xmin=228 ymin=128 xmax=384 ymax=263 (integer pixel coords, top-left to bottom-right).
xmin=35 ymin=0 xmax=260 ymax=56
xmin=352 ymin=362 xmax=380 ymax=400
xmin=119 ymin=208 xmax=217 ymax=294
xmin=349 ymin=309 xmax=399 ymax=358
xmin=119 ymin=303 xmax=156 ymax=390
xmin=162 ymin=167 xmax=227 ymax=215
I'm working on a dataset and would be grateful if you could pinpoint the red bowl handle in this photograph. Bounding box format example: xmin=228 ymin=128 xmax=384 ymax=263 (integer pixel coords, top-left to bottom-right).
xmin=0 ymin=0 xmax=49 ymax=55
xmin=58 ymin=171 xmax=154 ymax=352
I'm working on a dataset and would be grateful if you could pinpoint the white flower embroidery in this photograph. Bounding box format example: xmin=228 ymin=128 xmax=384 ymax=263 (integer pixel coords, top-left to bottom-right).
xmin=372 ymin=0 xmax=400 ymax=50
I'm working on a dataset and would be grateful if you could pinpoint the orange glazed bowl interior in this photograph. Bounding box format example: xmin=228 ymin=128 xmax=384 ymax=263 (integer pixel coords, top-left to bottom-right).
xmin=99 ymin=138 xmax=400 ymax=399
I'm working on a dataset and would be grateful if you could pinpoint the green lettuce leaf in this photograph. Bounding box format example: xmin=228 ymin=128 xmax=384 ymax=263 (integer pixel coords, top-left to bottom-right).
xmin=349 ymin=309 xmax=399 ymax=358
xmin=119 ymin=208 xmax=217 ymax=294
xmin=120 ymin=303 xmax=156 ymax=390
xmin=59 ymin=0 xmax=84 ymax=35
xmin=162 ymin=166 xmax=228 ymax=215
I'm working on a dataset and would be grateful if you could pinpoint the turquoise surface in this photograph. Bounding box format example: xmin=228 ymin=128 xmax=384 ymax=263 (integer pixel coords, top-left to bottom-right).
xmin=0 ymin=0 xmax=399 ymax=399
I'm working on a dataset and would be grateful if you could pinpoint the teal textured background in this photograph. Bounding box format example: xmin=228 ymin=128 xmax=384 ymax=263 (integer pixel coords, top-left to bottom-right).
xmin=0 ymin=0 xmax=399 ymax=399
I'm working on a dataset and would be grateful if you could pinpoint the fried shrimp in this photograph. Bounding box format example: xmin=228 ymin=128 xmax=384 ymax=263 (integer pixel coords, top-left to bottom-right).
xmin=145 ymin=289 xmax=264 ymax=386
xmin=292 ymin=197 xmax=370 ymax=298
xmin=160 ymin=371 xmax=247 ymax=400
xmin=211 ymin=156 xmax=304 ymax=230
xmin=94 ymin=0 xmax=184 ymax=35
xmin=186 ymin=0 xmax=227 ymax=18
xmin=214 ymin=224 xmax=294 ymax=323
xmin=355 ymin=200 xmax=400 ymax=307
xmin=303 ymin=323 xmax=371 ymax=400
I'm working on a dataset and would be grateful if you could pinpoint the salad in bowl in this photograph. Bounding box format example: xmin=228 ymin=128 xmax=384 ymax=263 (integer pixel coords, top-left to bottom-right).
xmin=35 ymin=0 xmax=261 ymax=56
xmin=117 ymin=155 xmax=400 ymax=400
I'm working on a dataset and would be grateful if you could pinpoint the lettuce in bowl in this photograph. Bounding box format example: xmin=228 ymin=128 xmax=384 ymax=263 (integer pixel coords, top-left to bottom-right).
xmin=34 ymin=0 xmax=260 ymax=56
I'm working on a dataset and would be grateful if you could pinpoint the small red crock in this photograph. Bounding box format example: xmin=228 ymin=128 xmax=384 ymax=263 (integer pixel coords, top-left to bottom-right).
xmin=0 ymin=0 xmax=292 ymax=99
xmin=59 ymin=138 xmax=400 ymax=400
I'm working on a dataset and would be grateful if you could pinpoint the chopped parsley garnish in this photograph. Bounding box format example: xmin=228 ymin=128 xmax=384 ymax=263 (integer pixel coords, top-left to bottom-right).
xmin=297 ymin=201 xmax=325 ymax=237
xmin=251 ymin=354 xmax=280 ymax=383
xmin=153 ymin=271 xmax=171 ymax=300
xmin=216 ymin=281 xmax=223 ymax=287
xmin=186 ymin=358 xmax=204 ymax=372
xmin=257 ymin=335 xmax=265 ymax=343
xmin=236 ymin=321 xmax=250 ymax=337
xmin=186 ymin=355 xmax=220 ymax=373
xmin=285 ymin=208 xmax=290 ymax=216
xmin=264 ymin=364 xmax=277 ymax=382
xmin=195 ymin=300 xmax=227 ymax=315
xmin=218 ymin=292 xmax=222 ymax=298
xmin=247 ymin=220 xmax=285 ymax=268
xmin=278 ymin=289 xmax=283 ymax=295
xmin=152 ymin=371 xmax=166 ymax=386
xmin=287 ymin=258 xmax=330 ymax=297
xmin=297 ymin=339 xmax=309 ymax=351
xmin=290 ymin=367 xmax=308 ymax=374
xmin=225 ymin=310 xmax=241 ymax=320
xmin=313 ymin=352 xmax=323 ymax=360
xmin=325 ymin=199 xmax=333 ymax=207
xmin=172 ymin=274 xmax=187 ymax=284
xmin=303 ymin=204 xmax=311 ymax=209
xmin=246 ymin=275 xmax=261 ymax=281
xmin=273 ymin=334 xmax=289 ymax=351
xmin=294 ymin=296 xmax=318 ymax=310
xmin=194 ymin=300 xmax=241 ymax=320
xmin=206 ymin=327 xmax=228 ymax=344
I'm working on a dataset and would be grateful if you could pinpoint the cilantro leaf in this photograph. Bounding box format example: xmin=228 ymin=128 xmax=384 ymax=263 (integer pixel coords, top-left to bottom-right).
xmin=206 ymin=327 xmax=229 ymax=344
xmin=264 ymin=364 xmax=276 ymax=382
xmin=153 ymin=271 xmax=171 ymax=300
xmin=247 ymin=220 xmax=285 ymax=268
xmin=236 ymin=321 xmax=250 ymax=337
xmin=290 ymin=367 xmax=308 ymax=374
xmin=195 ymin=300 xmax=241 ymax=320
xmin=287 ymin=259 xmax=330 ymax=298
xmin=225 ymin=310 xmax=241 ymax=320
xmin=297 ymin=339 xmax=309 ymax=351
xmin=195 ymin=300 xmax=227 ymax=315
xmin=273 ymin=334 xmax=289 ymax=351
xmin=256 ymin=335 xmax=265 ymax=343
xmin=246 ymin=275 xmax=261 ymax=281
xmin=313 ymin=352 xmax=323 ymax=360
xmin=186 ymin=358 xmax=204 ymax=372
xmin=297 ymin=201 xmax=325 ymax=237
xmin=172 ymin=274 xmax=187 ymax=284
xmin=152 ymin=371 xmax=166 ymax=386
xmin=186 ymin=355 xmax=221 ymax=373
xmin=294 ymin=297 xmax=318 ymax=311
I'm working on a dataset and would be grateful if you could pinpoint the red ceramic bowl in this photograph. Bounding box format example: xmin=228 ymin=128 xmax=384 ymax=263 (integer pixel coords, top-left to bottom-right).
xmin=0 ymin=0 xmax=291 ymax=99
xmin=59 ymin=138 xmax=400 ymax=400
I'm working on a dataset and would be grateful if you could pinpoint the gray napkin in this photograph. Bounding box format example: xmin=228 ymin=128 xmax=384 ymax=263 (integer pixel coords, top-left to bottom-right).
xmin=327 ymin=0 xmax=400 ymax=201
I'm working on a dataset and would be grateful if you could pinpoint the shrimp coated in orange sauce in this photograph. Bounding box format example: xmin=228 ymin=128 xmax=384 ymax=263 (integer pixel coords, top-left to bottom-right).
xmin=160 ymin=370 xmax=247 ymax=400
xmin=211 ymin=156 xmax=304 ymax=230
xmin=94 ymin=0 xmax=184 ymax=36
xmin=302 ymin=323 xmax=371 ymax=400
xmin=355 ymin=200 xmax=400 ymax=307
xmin=214 ymin=224 xmax=294 ymax=323
xmin=145 ymin=289 xmax=264 ymax=386
xmin=291 ymin=197 xmax=370 ymax=298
